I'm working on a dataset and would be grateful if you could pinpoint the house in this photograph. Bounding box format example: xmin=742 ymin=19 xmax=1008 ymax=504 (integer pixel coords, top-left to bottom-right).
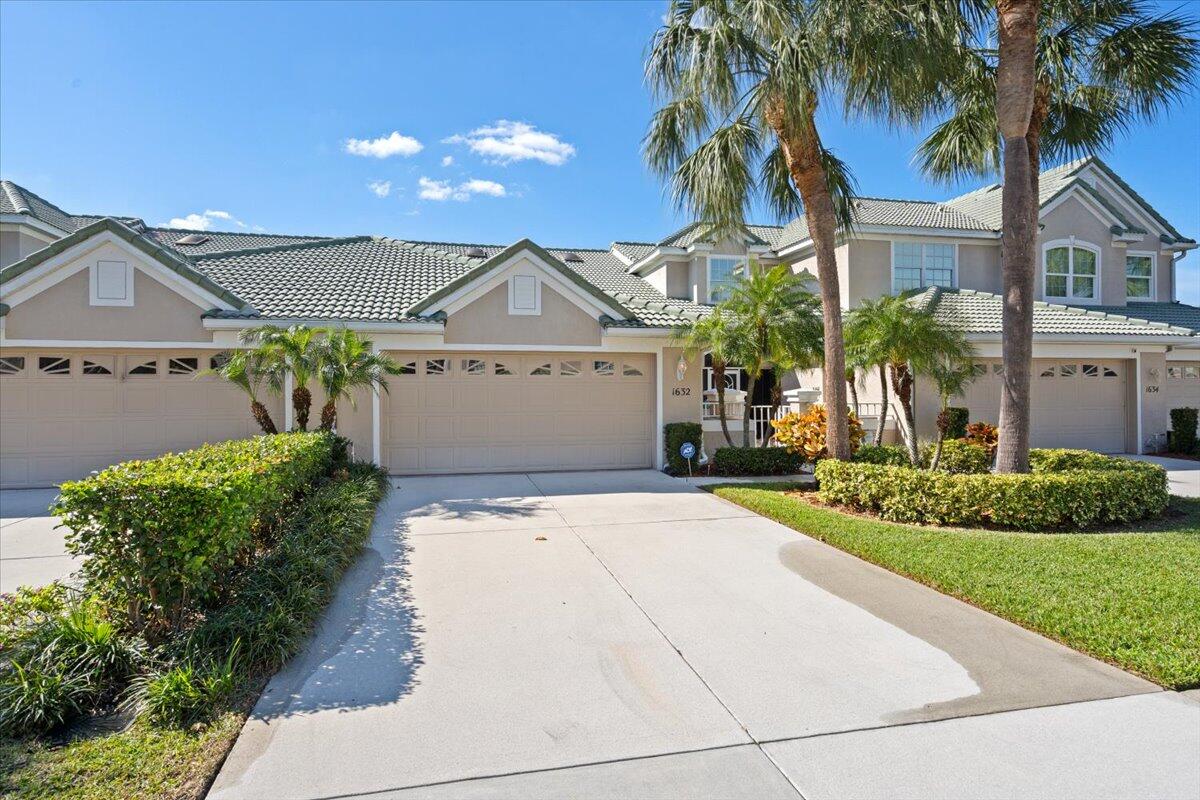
xmin=1 ymin=156 xmax=1197 ymax=488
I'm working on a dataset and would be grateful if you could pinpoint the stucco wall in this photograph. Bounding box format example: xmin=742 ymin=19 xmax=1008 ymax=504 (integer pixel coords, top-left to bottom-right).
xmin=662 ymin=347 xmax=702 ymax=425
xmin=0 ymin=230 xmax=54 ymax=269
xmin=1037 ymin=194 xmax=1172 ymax=306
xmin=787 ymin=242 xmax=851 ymax=306
xmin=957 ymin=243 xmax=1002 ymax=294
xmin=442 ymin=282 xmax=601 ymax=346
xmin=4 ymin=267 xmax=212 ymax=342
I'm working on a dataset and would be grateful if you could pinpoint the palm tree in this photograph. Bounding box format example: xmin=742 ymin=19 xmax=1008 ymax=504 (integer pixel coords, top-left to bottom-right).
xmin=242 ymin=325 xmax=321 ymax=431
xmin=845 ymin=294 xmax=974 ymax=464
xmin=644 ymin=0 xmax=966 ymax=460
xmin=673 ymin=307 xmax=741 ymax=447
xmin=845 ymin=298 xmax=893 ymax=447
xmin=312 ymin=328 xmax=402 ymax=432
xmin=722 ymin=265 xmax=823 ymax=447
xmin=927 ymin=359 xmax=980 ymax=471
xmin=200 ymin=350 xmax=278 ymax=434
xmin=919 ymin=0 xmax=1199 ymax=472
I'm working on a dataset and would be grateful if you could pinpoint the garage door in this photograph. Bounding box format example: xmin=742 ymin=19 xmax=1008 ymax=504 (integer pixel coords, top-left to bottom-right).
xmin=381 ymin=352 xmax=655 ymax=474
xmin=958 ymin=358 xmax=1126 ymax=452
xmin=1166 ymin=361 xmax=1200 ymax=411
xmin=0 ymin=350 xmax=269 ymax=488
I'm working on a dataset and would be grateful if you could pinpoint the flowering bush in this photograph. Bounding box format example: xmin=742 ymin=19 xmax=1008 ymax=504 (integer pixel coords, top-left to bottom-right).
xmin=772 ymin=404 xmax=865 ymax=460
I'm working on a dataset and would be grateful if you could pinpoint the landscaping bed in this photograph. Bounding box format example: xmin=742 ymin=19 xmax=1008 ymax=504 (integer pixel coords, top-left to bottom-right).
xmin=0 ymin=433 xmax=389 ymax=800
xmin=709 ymin=483 xmax=1200 ymax=689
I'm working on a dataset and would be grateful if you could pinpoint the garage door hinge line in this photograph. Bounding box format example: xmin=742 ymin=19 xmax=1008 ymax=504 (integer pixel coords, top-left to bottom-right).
xmin=522 ymin=472 xmax=809 ymax=800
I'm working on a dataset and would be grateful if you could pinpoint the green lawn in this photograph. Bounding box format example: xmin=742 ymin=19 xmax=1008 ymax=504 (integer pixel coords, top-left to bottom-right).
xmin=710 ymin=484 xmax=1200 ymax=690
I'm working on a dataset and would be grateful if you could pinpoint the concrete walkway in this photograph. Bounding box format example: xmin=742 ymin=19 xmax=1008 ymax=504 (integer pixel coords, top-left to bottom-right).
xmin=210 ymin=470 xmax=1199 ymax=800
xmin=0 ymin=489 xmax=79 ymax=594
xmin=1123 ymin=454 xmax=1200 ymax=498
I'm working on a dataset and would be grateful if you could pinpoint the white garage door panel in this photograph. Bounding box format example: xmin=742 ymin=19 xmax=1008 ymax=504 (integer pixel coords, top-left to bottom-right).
xmin=1166 ymin=361 xmax=1200 ymax=410
xmin=959 ymin=359 xmax=1126 ymax=452
xmin=382 ymin=351 xmax=654 ymax=475
xmin=0 ymin=351 xmax=268 ymax=488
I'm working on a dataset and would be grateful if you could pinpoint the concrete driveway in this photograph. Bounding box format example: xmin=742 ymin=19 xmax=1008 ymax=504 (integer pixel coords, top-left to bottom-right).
xmin=210 ymin=470 xmax=1199 ymax=800
xmin=0 ymin=489 xmax=79 ymax=594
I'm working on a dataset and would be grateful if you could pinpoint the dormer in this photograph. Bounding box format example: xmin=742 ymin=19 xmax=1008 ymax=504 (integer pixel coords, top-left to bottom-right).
xmin=623 ymin=223 xmax=775 ymax=304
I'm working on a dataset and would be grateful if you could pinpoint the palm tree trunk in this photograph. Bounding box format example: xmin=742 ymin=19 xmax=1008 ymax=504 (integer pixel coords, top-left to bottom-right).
xmin=319 ymin=400 xmax=337 ymax=432
xmin=713 ymin=362 xmax=735 ymax=448
xmin=742 ymin=374 xmax=757 ymax=448
xmin=890 ymin=363 xmax=919 ymax=465
xmin=765 ymin=99 xmax=850 ymax=460
xmin=873 ymin=365 xmax=889 ymax=447
xmin=763 ymin=382 xmax=783 ymax=448
xmin=847 ymin=375 xmax=859 ymax=418
xmin=930 ymin=432 xmax=945 ymax=472
xmin=993 ymin=0 xmax=1041 ymax=474
xmin=292 ymin=385 xmax=312 ymax=431
xmin=250 ymin=401 xmax=278 ymax=434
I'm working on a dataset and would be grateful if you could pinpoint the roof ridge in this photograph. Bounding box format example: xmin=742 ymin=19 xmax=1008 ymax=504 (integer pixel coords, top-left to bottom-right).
xmin=190 ymin=234 xmax=373 ymax=261
xmin=1 ymin=180 xmax=30 ymax=214
xmin=0 ymin=179 xmax=74 ymax=220
xmin=150 ymin=225 xmax=332 ymax=240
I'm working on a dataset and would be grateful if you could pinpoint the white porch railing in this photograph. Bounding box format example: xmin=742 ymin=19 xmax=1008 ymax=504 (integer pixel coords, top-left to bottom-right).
xmin=703 ymin=399 xmax=895 ymax=447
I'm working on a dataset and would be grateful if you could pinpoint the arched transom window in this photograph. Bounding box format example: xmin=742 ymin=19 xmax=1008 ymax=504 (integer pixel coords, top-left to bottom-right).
xmin=1043 ymin=241 xmax=1099 ymax=302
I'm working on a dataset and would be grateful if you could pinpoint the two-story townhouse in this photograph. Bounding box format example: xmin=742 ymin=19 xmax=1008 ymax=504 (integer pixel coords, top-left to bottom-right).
xmin=1 ymin=156 xmax=1197 ymax=488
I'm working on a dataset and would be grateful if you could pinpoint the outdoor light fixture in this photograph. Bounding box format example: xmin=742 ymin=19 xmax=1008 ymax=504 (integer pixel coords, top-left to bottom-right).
xmin=676 ymin=354 xmax=688 ymax=381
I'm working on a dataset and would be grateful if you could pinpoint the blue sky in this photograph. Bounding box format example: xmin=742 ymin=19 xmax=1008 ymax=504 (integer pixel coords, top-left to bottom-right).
xmin=2 ymin=0 xmax=1197 ymax=302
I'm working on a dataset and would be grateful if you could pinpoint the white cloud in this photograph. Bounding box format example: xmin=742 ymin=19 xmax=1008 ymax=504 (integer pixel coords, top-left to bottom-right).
xmin=443 ymin=120 xmax=575 ymax=166
xmin=418 ymin=176 xmax=508 ymax=202
xmin=343 ymin=131 xmax=424 ymax=159
xmin=162 ymin=209 xmax=245 ymax=230
xmin=417 ymin=177 xmax=454 ymax=201
xmin=367 ymin=180 xmax=392 ymax=198
xmin=441 ymin=155 xmax=454 ymax=167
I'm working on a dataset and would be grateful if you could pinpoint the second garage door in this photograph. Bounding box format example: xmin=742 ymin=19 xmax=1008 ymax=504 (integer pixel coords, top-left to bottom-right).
xmin=381 ymin=352 xmax=655 ymax=474
xmin=958 ymin=358 xmax=1127 ymax=452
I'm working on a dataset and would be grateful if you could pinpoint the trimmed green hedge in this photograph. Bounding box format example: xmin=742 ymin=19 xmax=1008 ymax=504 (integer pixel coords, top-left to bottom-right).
xmin=853 ymin=444 xmax=910 ymax=466
xmin=1170 ymin=407 xmax=1198 ymax=454
xmin=923 ymin=440 xmax=990 ymax=474
xmin=711 ymin=446 xmax=806 ymax=476
xmin=664 ymin=422 xmax=703 ymax=475
xmin=943 ymin=407 xmax=970 ymax=439
xmin=816 ymin=449 xmax=1168 ymax=530
xmin=54 ymin=433 xmax=335 ymax=632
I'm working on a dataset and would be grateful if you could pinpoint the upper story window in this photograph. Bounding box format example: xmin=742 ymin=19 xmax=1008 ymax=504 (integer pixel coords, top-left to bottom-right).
xmin=707 ymin=257 xmax=745 ymax=303
xmin=1043 ymin=241 xmax=1098 ymax=302
xmin=891 ymin=242 xmax=955 ymax=294
xmin=1125 ymin=253 xmax=1153 ymax=300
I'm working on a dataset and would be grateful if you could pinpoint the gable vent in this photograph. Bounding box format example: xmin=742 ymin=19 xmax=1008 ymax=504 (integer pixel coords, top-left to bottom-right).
xmin=175 ymin=234 xmax=210 ymax=246
xmin=466 ymin=247 xmax=487 ymax=258
xmin=562 ymin=251 xmax=584 ymax=263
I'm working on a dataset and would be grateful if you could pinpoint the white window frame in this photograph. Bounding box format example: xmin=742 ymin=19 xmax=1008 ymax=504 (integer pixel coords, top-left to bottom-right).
xmin=507 ymin=274 xmax=541 ymax=315
xmin=89 ymin=260 xmax=135 ymax=307
xmin=1041 ymin=238 xmax=1101 ymax=305
xmin=706 ymin=255 xmax=746 ymax=304
xmin=1124 ymin=250 xmax=1155 ymax=301
xmin=889 ymin=241 xmax=958 ymax=294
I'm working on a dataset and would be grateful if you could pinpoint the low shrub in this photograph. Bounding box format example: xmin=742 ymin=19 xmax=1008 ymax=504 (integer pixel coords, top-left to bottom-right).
xmin=772 ymin=404 xmax=865 ymax=460
xmin=711 ymin=446 xmax=806 ymax=476
xmin=852 ymin=444 xmax=910 ymax=467
xmin=1170 ymin=407 xmax=1198 ymax=454
xmin=664 ymin=422 xmax=703 ymax=475
xmin=815 ymin=453 xmax=1168 ymax=531
xmin=941 ymin=407 xmax=970 ymax=440
xmin=923 ymin=440 xmax=990 ymax=474
xmin=131 ymin=648 xmax=238 ymax=728
xmin=963 ymin=422 xmax=999 ymax=457
xmin=54 ymin=433 xmax=336 ymax=634
xmin=1028 ymin=448 xmax=1134 ymax=472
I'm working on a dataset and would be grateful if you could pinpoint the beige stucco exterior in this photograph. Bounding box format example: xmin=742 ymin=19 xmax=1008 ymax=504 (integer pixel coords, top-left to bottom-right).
xmin=0 ymin=228 xmax=53 ymax=268
xmin=4 ymin=268 xmax=213 ymax=342
xmin=443 ymin=282 xmax=601 ymax=347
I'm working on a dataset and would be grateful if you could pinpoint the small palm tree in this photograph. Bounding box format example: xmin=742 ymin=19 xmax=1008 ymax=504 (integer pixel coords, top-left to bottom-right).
xmin=845 ymin=298 xmax=893 ymax=447
xmin=919 ymin=0 xmax=1198 ymax=472
xmin=242 ymin=325 xmax=321 ymax=431
xmin=927 ymin=359 xmax=979 ymax=472
xmin=845 ymin=294 xmax=974 ymax=465
xmin=200 ymin=350 xmax=278 ymax=434
xmin=673 ymin=307 xmax=741 ymax=447
xmin=722 ymin=265 xmax=823 ymax=448
xmin=644 ymin=0 xmax=965 ymax=460
xmin=312 ymin=328 xmax=402 ymax=432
